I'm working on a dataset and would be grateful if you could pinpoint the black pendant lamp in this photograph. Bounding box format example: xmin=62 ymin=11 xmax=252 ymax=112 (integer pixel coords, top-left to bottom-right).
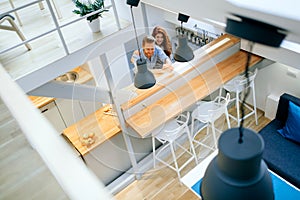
xmin=127 ymin=0 xmax=156 ymax=89
xmin=201 ymin=127 xmax=274 ymax=200
xmin=134 ymin=58 xmax=155 ymax=89
xmin=174 ymin=13 xmax=194 ymax=62
xmin=200 ymin=14 xmax=287 ymax=200
xmin=225 ymin=15 xmax=287 ymax=47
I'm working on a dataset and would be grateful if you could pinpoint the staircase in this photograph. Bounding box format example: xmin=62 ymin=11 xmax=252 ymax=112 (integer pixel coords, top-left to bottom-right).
xmin=0 ymin=98 xmax=68 ymax=200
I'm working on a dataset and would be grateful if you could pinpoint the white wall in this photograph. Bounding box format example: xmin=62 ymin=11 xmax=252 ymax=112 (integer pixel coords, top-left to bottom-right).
xmin=87 ymin=46 xmax=133 ymax=92
xmin=255 ymin=62 xmax=300 ymax=111
xmin=144 ymin=4 xmax=176 ymax=36
xmin=106 ymin=45 xmax=133 ymax=89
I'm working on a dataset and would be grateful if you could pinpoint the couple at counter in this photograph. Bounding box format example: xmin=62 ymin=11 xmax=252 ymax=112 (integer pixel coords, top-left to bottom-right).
xmin=131 ymin=26 xmax=174 ymax=74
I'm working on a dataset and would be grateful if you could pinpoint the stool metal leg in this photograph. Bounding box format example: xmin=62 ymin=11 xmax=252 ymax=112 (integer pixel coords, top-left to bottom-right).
xmin=186 ymin=127 xmax=198 ymax=164
xmin=191 ymin=116 xmax=195 ymax=136
xmin=152 ymin=136 xmax=156 ymax=168
xmin=170 ymin=142 xmax=181 ymax=179
xmin=252 ymin=83 xmax=258 ymax=125
xmin=225 ymin=107 xmax=231 ymax=129
xmin=211 ymin=122 xmax=218 ymax=149
xmin=218 ymin=87 xmax=223 ymax=99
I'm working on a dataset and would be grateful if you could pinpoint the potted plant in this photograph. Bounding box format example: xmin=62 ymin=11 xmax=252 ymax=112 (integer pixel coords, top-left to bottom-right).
xmin=72 ymin=0 xmax=108 ymax=32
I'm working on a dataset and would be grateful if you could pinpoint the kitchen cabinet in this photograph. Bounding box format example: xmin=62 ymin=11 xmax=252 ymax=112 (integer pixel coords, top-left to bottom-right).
xmin=39 ymin=101 xmax=66 ymax=134
xmin=82 ymin=132 xmax=154 ymax=186
xmin=55 ymin=98 xmax=85 ymax=127
xmin=78 ymin=79 xmax=103 ymax=116
xmin=79 ymin=100 xmax=103 ymax=117
xmin=83 ymin=133 xmax=131 ymax=186
xmin=55 ymin=79 xmax=102 ymax=127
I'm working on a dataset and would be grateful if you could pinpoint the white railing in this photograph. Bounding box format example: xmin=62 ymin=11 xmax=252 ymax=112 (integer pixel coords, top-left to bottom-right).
xmin=0 ymin=0 xmax=120 ymax=54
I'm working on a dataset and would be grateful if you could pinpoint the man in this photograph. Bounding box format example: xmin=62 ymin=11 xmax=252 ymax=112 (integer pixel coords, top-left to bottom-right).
xmin=131 ymin=36 xmax=173 ymax=74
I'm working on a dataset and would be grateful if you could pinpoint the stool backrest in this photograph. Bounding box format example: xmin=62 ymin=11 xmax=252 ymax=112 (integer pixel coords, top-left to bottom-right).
xmin=208 ymin=93 xmax=230 ymax=121
xmin=164 ymin=112 xmax=190 ymax=138
xmin=234 ymin=68 xmax=258 ymax=91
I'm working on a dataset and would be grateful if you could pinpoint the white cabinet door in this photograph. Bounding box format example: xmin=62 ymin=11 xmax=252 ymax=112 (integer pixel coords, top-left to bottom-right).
xmin=55 ymin=98 xmax=85 ymax=127
xmin=40 ymin=101 xmax=66 ymax=134
xmin=79 ymin=100 xmax=103 ymax=117
xmin=79 ymin=79 xmax=103 ymax=116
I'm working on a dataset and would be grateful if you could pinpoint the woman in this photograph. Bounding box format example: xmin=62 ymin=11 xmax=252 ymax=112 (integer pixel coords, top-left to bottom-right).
xmin=152 ymin=26 xmax=173 ymax=59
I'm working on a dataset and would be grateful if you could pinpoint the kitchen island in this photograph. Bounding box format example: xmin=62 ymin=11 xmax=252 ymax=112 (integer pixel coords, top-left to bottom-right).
xmin=61 ymin=34 xmax=263 ymax=186
xmin=63 ymin=104 xmax=121 ymax=155
xmin=122 ymin=34 xmax=262 ymax=138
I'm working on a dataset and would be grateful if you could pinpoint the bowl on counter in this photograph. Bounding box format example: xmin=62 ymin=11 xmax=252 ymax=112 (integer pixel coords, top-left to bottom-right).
xmin=55 ymin=71 xmax=79 ymax=83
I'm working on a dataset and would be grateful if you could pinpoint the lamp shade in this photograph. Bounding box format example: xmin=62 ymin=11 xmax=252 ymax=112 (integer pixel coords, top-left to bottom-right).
xmin=201 ymin=128 xmax=274 ymax=200
xmin=134 ymin=58 xmax=156 ymax=89
xmin=126 ymin=0 xmax=140 ymax=7
xmin=174 ymin=35 xmax=194 ymax=62
xmin=178 ymin=13 xmax=190 ymax=23
xmin=226 ymin=15 xmax=287 ymax=47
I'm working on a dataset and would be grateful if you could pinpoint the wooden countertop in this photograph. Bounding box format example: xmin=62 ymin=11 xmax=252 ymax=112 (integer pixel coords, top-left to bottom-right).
xmin=29 ymin=65 xmax=93 ymax=108
xmin=29 ymin=96 xmax=56 ymax=109
xmin=126 ymin=50 xmax=263 ymax=138
xmin=62 ymin=104 xmax=121 ymax=156
xmin=29 ymin=64 xmax=120 ymax=156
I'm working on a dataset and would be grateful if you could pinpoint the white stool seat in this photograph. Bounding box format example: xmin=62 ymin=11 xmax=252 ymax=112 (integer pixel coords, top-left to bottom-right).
xmin=153 ymin=120 xmax=183 ymax=143
xmin=223 ymin=76 xmax=247 ymax=93
xmin=192 ymin=101 xmax=225 ymax=123
xmin=191 ymin=93 xmax=231 ymax=158
xmin=219 ymin=68 xmax=258 ymax=126
xmin=152 ymin=112 xmax=197 ymax=180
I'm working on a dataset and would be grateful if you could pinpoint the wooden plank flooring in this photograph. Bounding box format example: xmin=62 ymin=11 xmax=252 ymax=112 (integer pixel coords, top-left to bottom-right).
xmin=114 ymin=104 xmax=271 ymax=200
xmin=0 ymin=98 xmax=68 ymax=200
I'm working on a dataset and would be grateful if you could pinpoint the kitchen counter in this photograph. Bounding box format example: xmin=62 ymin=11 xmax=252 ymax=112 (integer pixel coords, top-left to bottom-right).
xmin=28 ymin=64 xmax=121 ymax=156
xmin=124 ymin=35 xmax=263 ymax=138
xmin=62 ymin=104 xmax=121 ymax=156
xmin=121 ymin=34 xmax=240 ymax=111
xmin=29 ymin=96 xmax=56 ymax=109
xmin=29 ymin=65 xmax=93 ymax=109
xmin=59 ymin=34 xmax=262 ymax=155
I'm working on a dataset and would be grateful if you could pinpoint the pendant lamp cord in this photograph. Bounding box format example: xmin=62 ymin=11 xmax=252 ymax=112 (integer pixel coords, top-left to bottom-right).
xmin=238 ymin=41 xmax=254 ymax=143
xmin=180 ymin=22 xmax=183 ymax=36
xmin=130 ymin=6 xmax=142 ymax=62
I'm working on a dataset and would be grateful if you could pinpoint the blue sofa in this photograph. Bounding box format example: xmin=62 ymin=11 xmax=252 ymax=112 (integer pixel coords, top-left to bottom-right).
xmin=259 ymin=93 xmax=300 ymax=189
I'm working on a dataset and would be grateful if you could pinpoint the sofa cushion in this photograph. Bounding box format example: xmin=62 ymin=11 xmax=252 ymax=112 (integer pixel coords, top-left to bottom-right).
xmin=259 ymin=119 xmax=300 ymax=189
xmin=275 ymin=93 xmax=300 ymax=123
xmin=278 ymin=101 xmax=300 ymax=144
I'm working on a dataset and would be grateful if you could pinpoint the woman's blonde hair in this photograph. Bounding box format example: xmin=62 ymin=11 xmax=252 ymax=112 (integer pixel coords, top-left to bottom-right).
xmin=152 ymin=26 xmax=172 ymax=57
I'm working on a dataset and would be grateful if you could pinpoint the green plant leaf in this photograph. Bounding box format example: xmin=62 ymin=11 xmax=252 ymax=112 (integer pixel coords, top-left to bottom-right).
xmin=72 ymin=0 xmax=108 ymax=22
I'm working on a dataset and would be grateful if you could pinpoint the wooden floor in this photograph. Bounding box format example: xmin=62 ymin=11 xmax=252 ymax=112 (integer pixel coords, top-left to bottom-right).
xmin=114 ymin=105 xmax=271 ymax=200
xmin=0 ymin=98 xmax=68 ymax=200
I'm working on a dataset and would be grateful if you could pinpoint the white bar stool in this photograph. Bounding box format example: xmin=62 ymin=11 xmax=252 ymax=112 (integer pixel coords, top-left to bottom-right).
xmin=191 ymin=93 xmax=231 ymax=157
xmin=152 ymin=112 xmax=198 ymax=180
xmin=219 ymin=68 xmax=258 ymax=126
